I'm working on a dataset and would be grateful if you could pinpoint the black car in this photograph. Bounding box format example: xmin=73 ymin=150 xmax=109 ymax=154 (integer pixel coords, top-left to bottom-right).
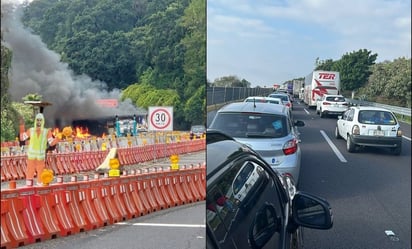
xmin=206 ymin=130 xmax=333 ymax=249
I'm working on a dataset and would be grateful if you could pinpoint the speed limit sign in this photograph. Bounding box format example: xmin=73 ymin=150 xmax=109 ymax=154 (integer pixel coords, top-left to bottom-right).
xmin=148 ymin=106 xmax=173 ymax=131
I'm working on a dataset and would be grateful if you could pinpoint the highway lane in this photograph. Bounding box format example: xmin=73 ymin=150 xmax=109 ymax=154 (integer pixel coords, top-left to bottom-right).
xmin=208 ymin=101 xmax=411 ymax=248
xmin=19 ymin=151 xmax=206 ymax=249
xmin=293 ymin=101 xmax=411 ymax=249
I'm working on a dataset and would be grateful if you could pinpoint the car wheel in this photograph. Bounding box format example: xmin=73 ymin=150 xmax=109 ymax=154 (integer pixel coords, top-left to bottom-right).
xmin=335 ymin=126 xmax=341 ymax=139
xmin=319 ymin=110 xmax=324 ymax=118
xmin=346 ymin=134 xmax=356 ymax=152
xmin=391 ymin=145 xmax=402 ymax=155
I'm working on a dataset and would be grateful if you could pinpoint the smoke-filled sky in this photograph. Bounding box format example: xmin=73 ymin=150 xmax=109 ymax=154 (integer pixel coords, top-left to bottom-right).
xmin=1 ymin=2 xmax=143 ymax=127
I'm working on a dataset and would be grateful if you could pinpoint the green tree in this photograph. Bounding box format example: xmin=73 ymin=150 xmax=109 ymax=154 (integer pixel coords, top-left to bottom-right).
xmin=212 ymin=75 xmax=251 ymax=87
xmin=335 ymin=49 xmax=378 ymax=92
xmin=361 ymin=58 xmax=411 ymax=107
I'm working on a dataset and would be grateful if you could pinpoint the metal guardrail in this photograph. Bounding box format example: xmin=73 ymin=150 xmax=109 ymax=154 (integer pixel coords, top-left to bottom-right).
xmin=207 ymin=87 xmax=272 ymax=105
xmin=206 ymin=87 xmax=410 ymax=118
xmin=347 ymin=99 xmax=411 ymax=117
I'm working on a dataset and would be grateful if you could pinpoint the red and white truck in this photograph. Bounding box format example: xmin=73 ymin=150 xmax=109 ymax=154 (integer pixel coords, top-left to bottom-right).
xmin=303 ymin=70 xmax=340 ymax=108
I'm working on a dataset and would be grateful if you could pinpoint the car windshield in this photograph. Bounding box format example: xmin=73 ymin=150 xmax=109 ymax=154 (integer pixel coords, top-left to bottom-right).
xmin=269 ymin=94 xmax=288 ymax=101
xmin=357 ymin=110 xmax=397 ymax=125
xmin=210 ymin=112 xmax=287 ymax=138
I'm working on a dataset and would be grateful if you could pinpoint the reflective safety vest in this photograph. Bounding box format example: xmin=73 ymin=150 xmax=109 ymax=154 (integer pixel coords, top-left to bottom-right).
xmin=27 ymin=128 xmax=49 ymax=160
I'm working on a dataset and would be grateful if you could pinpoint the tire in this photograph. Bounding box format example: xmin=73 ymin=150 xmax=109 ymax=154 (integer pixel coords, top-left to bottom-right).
xmin=346 ymin=135 xmax=356 ymax=152
xmin=391 ymin=144 xmax=402 ymax=155
xmin=335 ymin=126 xmax=341 ymax=139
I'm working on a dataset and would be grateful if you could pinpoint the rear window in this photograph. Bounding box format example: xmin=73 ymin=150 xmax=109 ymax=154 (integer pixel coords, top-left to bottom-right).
xmin=357 ymin=110 xmax=397 ymax=125
xmin=269 ymin=94 xmax=288 ymax=101
xmin=191 ymin=125 xmax=205 ymax=132
xmin=210 ymin=112 xmax=288 ymax=138
xmin=325 ymin=96 xmax=345 ymax=102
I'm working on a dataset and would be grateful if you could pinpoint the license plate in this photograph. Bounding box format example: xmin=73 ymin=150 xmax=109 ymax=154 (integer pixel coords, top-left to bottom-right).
xmin=373 ymin=130 xmax=384 ymax=136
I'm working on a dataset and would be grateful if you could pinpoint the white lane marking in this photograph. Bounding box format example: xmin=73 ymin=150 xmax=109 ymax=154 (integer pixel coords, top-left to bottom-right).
xmin=320 ymin=130 xmax=347 ymax=163
xmin=132 ymin=223 xmax=205 ymax=228
xmin=304 ymin=108 xmax=310 ymax=114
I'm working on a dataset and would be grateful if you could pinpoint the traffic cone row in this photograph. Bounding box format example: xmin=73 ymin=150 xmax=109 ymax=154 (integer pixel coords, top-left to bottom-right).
xmin=0 ymin=165 xmax=206 ymax=248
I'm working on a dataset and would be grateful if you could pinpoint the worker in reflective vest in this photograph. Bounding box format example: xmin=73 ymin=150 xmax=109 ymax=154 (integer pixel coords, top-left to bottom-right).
xmin=20 ymin=113 xmax=59 ymax=185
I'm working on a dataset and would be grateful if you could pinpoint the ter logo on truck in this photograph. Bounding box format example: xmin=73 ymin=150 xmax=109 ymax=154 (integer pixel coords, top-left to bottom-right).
xmin=318 ymin=73 xmax=335 ymax=80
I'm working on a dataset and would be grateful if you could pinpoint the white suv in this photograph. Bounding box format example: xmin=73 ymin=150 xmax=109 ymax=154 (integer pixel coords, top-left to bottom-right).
xmin=316 ymin=94 xmax=349 ymax=118
xmin=335 ymin=106 xmax=402 ymax=155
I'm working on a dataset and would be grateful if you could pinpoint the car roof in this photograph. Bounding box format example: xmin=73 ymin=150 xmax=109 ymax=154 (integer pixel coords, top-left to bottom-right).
xmin=244 ymin=96 xmax=281 ymax=101
xmin=351 ymin=106 xmax=393 ymax=112
xmin=218 ymin=102 xmax=288 ymax=115
xmin=323 ymin=94 xmax=344 ymax=97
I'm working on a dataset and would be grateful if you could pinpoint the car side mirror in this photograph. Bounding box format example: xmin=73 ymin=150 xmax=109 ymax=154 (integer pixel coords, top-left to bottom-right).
xmin=294 ymin=120 xmax=305 ymax=127
xmin=292 ymin=191 xmax=333 ymax=230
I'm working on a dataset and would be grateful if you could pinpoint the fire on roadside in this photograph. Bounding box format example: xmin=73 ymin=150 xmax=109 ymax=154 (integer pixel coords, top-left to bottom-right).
xmin=53 ymin=126 xmax=93 ymax=140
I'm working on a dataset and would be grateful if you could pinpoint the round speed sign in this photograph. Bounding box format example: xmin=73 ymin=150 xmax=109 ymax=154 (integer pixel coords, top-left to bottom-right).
xmin=148 ymin=107 xmax=173 ymax=131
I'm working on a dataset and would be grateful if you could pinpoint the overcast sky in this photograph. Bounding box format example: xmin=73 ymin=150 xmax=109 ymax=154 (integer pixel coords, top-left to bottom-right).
xmin=207 ymin=0 xmax=411 ymax=87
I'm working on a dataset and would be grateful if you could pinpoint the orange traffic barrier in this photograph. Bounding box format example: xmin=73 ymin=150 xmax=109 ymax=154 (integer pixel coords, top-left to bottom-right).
xmin=154 ymin=171 xmax=173 ymax=208
xmin=116 ymin=148 xmax=124 ymax=166
xmin=185 ymin=169 xmax=202 ymax=202
xmin=117 ymin=178 xmax=138 ymax=219
xmin=170 ymin=172 xmax=187 ymax=205
xmin=46 ymin=154 xmax=59 ymax=176
xmin=147 ymin=172 xmax=167 ymax=210
xmin=11 ymin=157 xmax=25 ymax=180
xmin=163 ymin=172 xmax=181 ymax=206
xmin=127 ymin=174 xmax=148 ymax=216
xmin=1 ymin=157 xmax=13 ymax=182
xmin=136 ymin=174 xmax=158 ymax=212
xmin=98 ymin=179 xmax=123 ymax=224
xmin=63 ymin=182 xmax=89 ymax=233
xmin=77 ymin=181 xmax=102 ymax=230
xmin=88 ymin=177 xmax=110 ymax=227
xmin=35 ymin=188 xmax=60 ymax=240
xmin=195 ymin=168 xmax=206 ymax=200
xmin=179 ymin=170 xmax=195 ymax=203
xmin=1 ymin=199 xmax=13 ymax=249
xmin=19 ymin=191 xmax=47 ymax=243
xmin=110 ymin=179 xmax=130 ymax=220
xmin=50 ymin=185 xmax=78 ymax=236
xmin=1 ymin=190 xmax=30 ymax=248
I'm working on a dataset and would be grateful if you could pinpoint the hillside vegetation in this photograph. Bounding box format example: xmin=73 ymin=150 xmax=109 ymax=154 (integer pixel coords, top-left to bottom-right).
xmin=1 ymin=0 xmax=205 ymax=141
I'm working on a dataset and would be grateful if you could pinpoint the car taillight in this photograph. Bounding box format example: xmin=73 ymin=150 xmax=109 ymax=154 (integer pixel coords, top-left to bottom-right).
xmin=352 ymin=125 xmax=360 ymax=135
xmin=283 ymin=139 xmax=298 ymax=155
xmin=323 ymin=102 xmax=331 ymax=105
xmin=285 ymin=103 xmax=291 ymax=107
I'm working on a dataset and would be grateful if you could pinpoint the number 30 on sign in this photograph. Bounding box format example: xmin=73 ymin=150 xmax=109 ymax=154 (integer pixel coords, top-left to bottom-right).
xmin=148 ymin=106 xmax=173 ymax=131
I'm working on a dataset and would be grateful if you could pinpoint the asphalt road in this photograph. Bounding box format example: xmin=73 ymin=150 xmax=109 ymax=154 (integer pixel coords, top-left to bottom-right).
xmin=293 ymin=100 xmax=411 ymax=249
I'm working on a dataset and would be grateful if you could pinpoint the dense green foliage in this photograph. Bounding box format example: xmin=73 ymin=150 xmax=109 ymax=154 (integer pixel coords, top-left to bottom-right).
xmin=19 ymin=0 xmax=205 ymax=129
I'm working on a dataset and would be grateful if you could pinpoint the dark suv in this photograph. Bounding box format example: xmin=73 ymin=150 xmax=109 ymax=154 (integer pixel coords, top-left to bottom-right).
xmin=206 ymin=130 xmax=333 ymax=249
